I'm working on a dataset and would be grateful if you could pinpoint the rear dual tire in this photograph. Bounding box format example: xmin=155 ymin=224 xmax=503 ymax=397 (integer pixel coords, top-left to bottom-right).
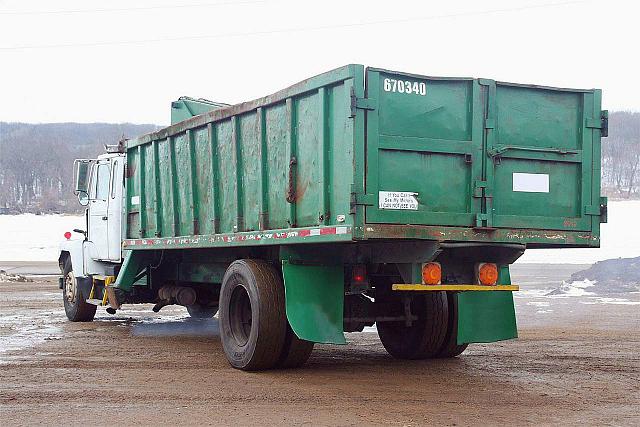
xmin=436 ymin=292 xmax=468 ymax=358
xmin=377 ymin=291 xmax=467 ymax=359
xmin=219 ymin=259 xmax=313 ymax=371
xmin=186 ymin=304 xmax=218 ymax=319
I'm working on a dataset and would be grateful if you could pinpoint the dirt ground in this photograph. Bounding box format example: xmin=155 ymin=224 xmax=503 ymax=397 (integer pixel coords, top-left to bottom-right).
xmin=1 ymin=265 xmax=639 ymax=426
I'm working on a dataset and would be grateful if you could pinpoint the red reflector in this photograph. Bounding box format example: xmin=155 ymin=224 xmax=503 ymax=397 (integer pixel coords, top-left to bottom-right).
xmin=351 ymin=265 xmax=367 ymax=284
xmin=64 ymin=231 xmax=72 ymax=240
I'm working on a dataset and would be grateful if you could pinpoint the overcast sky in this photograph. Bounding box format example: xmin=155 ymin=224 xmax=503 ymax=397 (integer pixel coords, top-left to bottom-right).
xmin=0 ymin=0 xmax=637 ymax=125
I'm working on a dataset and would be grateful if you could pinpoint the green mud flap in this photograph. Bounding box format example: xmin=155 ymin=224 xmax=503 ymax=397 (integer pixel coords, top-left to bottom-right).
xmin=281 ymin=260 xmax=346 ymax=345
xmin=456 ymin=291 xmax=518 ymax=345
xmin=114 ymin=250 xmax=155 ymax=291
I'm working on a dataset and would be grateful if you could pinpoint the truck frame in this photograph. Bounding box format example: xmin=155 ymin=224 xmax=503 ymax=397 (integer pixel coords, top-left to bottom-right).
xmin=59 ymin=65 xmax=607 ymax=370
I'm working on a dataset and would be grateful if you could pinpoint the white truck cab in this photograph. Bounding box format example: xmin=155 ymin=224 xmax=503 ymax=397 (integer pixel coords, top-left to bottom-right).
xmin=59 ymin=148 xmax=125 ymax=279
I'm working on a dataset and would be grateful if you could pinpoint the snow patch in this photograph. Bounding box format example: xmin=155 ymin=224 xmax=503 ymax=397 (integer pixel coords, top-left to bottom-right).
xmin=527 ymin=301 xmax=550 ymax=307
xmin=515 ymin=289 xmax=553 ymax=298
xmin=0 ymin=270 xmax=33 ymax=282
xmin=581 ymin=297 xmax=640 ymax=306
xmin=546 ymin=279 xmax=596 ymax=297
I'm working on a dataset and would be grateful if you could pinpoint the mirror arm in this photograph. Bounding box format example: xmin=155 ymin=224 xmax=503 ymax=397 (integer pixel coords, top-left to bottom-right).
xmin=73 ymin=229 xmax=87 ymax=239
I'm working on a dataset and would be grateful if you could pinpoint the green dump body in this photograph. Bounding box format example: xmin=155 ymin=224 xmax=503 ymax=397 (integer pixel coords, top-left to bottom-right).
xmin=170 ymin=97 xmax=230 ymax=125
xmin=123 ymin=65 xmax=606 ymax=250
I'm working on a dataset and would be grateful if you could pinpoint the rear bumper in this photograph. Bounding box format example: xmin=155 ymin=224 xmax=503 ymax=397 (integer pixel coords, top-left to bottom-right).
xmin=392 ymin=284 xmax=519 ymax=292
xmin=355 ymin=224 xmax=599 ymax=248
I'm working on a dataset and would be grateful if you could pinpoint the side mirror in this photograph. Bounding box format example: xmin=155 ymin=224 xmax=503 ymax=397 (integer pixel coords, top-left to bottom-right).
xmin=73 ymin=159 xmax=92 ymax=206
xmin=74 ymin=160 xmax=91 ymax=194
xmin=78 ymin=191 xmax=89 ymax=206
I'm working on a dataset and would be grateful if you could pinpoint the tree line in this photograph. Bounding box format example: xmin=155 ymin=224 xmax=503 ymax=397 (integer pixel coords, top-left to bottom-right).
xmin=0 ymin=122 xmax=159 ymax=213
xmin=0 ymin=111 xmax=638 ymax=214
xmin=602 ymin=111 xmax=640 ymax=198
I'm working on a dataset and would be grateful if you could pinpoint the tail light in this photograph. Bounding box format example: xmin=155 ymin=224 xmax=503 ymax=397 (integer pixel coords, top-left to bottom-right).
xmin=422 ymin=262 xmax=441 ymax=285
xmin=64 ymin=231 xmax=72 ymax=240
xmin=351 ymin=264 xmax=368 ymax=286
xmin=477 ymin=263 xmax=499 ymax=285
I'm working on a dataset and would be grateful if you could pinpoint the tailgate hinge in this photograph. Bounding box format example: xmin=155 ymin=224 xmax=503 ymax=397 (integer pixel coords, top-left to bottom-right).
xmin=583 ymin=205 xmax=601 ymax=215
xmin=473 ymin=180 xmax=488 ymax=198
xmin=350 ymin=191 xmax=374 ymax=213
xmin=585 ymin=110 xmax=608 ymax=137
xmin=583 ymin=199 xmax=608 ymax=218
xmin=350 ymin=87 xmax=376 ymax=118
xmin=599 ymin=196 xmax=608 ymax=223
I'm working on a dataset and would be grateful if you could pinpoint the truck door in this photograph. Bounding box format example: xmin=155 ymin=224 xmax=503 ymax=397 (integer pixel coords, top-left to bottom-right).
xmin=481 ymin=81 xmax=604 ymax=231
xmin=364 ymin=68 xmax=484 ymax=226
xmin=107 ymin=157 xmax=123 ymax=261
xmin=88 ymin=160 xmax=111 ymax=260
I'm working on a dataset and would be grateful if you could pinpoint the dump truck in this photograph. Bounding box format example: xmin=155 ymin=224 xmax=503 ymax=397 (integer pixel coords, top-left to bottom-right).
xmin=59 ymin=65 xmax=608 ymax=370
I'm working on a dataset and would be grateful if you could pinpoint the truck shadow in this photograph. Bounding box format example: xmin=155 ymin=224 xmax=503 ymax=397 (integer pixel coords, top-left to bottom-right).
xmin=92 ymin=316 xmax=476 ymax=375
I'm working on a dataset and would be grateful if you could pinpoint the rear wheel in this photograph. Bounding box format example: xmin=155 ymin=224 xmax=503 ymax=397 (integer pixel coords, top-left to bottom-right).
xmin=186 ymin=304 xmax=218 ymax=319
xmin=62 ymin=257 xmax=96 ymax=322
xmin=377 ymin=292 xmax=448 ymax=359
xmin=436 ymin=292 xmax=468 ymax=358
xmin=276 ymin=325 xmax=314 ymax=369
xmin=219 ymin=259 xmax=287 ymax=371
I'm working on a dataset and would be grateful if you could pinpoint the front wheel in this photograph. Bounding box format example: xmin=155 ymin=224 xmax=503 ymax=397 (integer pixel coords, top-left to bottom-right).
xmin=62 ymin=257 xmax=96 ymax=322
xmin=219 ymin=259 xmax=287 ymax=371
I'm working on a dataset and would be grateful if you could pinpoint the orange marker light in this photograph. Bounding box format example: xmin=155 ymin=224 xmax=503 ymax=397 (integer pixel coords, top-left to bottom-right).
xmin=422 ymin=262 xmax=441 ymax=285
xmin=478 ymin=263 xmax=499 ymax=285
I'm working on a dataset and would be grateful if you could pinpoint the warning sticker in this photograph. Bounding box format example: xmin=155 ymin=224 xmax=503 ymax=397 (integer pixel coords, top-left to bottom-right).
xmin=378 ymin=191 xmax=419 ymax=210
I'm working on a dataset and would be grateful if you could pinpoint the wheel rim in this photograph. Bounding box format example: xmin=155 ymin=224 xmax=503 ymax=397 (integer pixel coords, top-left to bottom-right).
xmin=64 ymin=271 xmax=77 ymax=304
xmin=229 ymin=284 xmax=252 ymax=346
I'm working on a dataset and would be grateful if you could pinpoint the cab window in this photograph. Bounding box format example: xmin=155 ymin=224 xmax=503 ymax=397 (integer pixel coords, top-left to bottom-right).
xmin=110 ymin=160 xmax=119 ymax=199
xmin=95 ymin=163 xmax=110 ymax=200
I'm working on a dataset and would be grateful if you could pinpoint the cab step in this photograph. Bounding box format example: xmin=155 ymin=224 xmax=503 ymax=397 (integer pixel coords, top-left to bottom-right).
xmin=87 ymin=275 xmax=117 ymax=307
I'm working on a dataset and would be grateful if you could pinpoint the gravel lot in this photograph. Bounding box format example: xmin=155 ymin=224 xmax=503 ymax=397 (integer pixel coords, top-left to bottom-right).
xmin=1 ymin=264 xmax=639 ymax=426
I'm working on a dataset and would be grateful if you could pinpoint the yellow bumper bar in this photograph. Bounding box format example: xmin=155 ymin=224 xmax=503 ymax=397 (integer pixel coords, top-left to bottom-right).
xmin=392 ymin=284 xmax=519 ymax=292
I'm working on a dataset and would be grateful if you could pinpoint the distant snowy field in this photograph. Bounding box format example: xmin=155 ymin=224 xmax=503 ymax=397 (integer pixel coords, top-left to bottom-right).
xmin=517 ymin=200 xmax=640 ymax=264
xmin=0 ymin=214 xmax=84 ymax=262
xmin=0 ymin=201 xmax=637 ymax=263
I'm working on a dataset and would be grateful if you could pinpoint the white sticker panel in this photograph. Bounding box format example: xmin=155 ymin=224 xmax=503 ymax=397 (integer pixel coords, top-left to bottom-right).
xmin=131 ymin=195 xmax=140 ymax=205
xmin=379 ymin=191 xmax=419 ymax=210
xmin=512 ymin=173 xmax=549 ymax=193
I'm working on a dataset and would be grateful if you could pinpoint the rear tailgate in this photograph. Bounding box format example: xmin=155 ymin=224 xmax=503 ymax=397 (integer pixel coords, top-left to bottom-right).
xmin=363 ymin=67 xmax=605 ymax=233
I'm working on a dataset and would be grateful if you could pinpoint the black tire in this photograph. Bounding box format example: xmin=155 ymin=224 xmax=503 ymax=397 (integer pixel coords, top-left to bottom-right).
xmin=377 ymin=292 xmax=448 ymax=359
xmin=276 ymin=325 xmax=314 ymax=369
xmin=62 ymin=257 xmax=96 ymax=322
xmin=436 ymin=292 xmax=469 ymax=358
xmin=219 ymin=259 xmax=287 ymax=371
xmin=186 ymin=304 xmax=218 ymax=319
